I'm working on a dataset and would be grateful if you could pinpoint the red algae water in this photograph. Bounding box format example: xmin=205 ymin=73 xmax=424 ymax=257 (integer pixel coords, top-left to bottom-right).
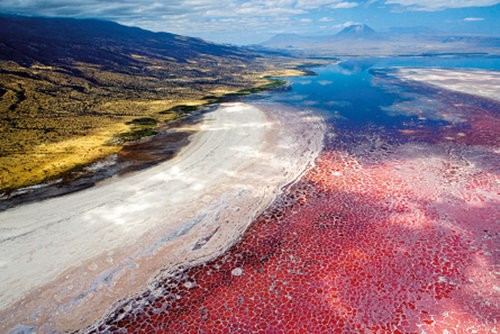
xmin=87 ymin=61 xmax=499 ymax=333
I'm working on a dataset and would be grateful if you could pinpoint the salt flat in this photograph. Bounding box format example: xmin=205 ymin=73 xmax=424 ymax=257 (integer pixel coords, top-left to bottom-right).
xmin=397 ymin=68 xmax=500 ymax=102
xmin=0 ymin=102 xmax=324 ymax=333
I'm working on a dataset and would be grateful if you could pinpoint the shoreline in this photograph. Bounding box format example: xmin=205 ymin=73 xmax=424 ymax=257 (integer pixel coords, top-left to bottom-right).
xmin=0 ymin=64 xmax=321 ymax=203
xmin=0 ymin=108 xmax=206 ymax=212
xmin=0 ymin=101 xmax=325 ymax=333
xmin=0 ymin=74 xmax=308 ymax=212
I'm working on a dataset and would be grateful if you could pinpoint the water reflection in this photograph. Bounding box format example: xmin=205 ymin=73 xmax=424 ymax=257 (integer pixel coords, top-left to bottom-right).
xmin=267 ymin=55 xmax=499 ymax=144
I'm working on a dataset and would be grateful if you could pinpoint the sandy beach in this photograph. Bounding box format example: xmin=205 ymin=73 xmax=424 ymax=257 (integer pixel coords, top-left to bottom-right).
xmin=396 ymin=68 xmax=500 ymax=102
xmin=0 ymin=102 xmax=325 ymax=333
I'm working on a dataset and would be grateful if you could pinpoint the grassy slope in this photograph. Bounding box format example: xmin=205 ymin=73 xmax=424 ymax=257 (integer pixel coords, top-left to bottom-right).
xmin=0 ymin=15 xmax=318 ymax=192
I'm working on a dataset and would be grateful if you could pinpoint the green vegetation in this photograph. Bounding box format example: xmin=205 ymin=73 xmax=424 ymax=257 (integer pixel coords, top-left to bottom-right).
xmin=116 ymin=117 xmax=160 ymax=142
xmin=116 ymin=128 xmax=159 ymax=142
xmin=126 ymin=117 xmax=158 ymax=126
xmin=225 ymin=79 xmax=288 ymax=97
xmin=159 ymin=105 xmax=199 ymax=115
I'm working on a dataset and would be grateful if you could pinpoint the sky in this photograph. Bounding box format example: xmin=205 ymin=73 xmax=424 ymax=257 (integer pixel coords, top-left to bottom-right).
xmin=0 ymin=0 xmax=499 ymax=44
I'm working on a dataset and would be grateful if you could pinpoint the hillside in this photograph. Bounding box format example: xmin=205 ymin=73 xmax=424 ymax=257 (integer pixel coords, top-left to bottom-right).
xmin=0 ymin=14 xmax=253 ymax=68
xmin=0 ymin=14 xmax=310 ymax=193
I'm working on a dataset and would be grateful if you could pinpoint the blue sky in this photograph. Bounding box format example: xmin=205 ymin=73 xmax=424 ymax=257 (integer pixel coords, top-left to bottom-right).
xmin=0 ymin=0 xmax=499 ymax=44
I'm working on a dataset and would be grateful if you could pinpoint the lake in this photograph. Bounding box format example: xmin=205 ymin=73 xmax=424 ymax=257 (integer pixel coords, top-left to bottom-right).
xmin=274 ymin=55 xmax=500 ymax=129
xmin=90 ymin=56 xmax=499 ymax=333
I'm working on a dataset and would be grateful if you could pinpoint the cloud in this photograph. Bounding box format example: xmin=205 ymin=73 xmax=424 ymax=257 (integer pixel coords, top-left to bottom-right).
xmin=384 ymin=0 xmax=500 ymax=11
xmin=0 ymin=0 xmax=305 ymax=19
xmin=333 ymin=21 xmax=360 ymax=29
xmin=295 ymin=0 xmax=360 ymax=9
xmin=0 ymin=0 xmax=309 ymax=43
xmin=464 ymin=17 xmax=485 ymax=21
xmin=0 ymin=0 xmax=495 ymax=44
xmin=0 ymin=0 xmax=365 ymax=43
xmin=329 ymin=2 xmax=359 ymax=9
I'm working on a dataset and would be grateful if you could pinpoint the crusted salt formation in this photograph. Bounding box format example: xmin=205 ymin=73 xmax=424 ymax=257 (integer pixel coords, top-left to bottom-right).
xmin=0 ymin=102 xmax=324 ymax=333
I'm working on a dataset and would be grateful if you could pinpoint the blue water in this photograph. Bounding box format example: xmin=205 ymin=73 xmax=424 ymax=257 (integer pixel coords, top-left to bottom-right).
xmin=349 ymin=54 xmax=500 ymax=70
xmin=268 ymin=55 xmax=500 ymax=135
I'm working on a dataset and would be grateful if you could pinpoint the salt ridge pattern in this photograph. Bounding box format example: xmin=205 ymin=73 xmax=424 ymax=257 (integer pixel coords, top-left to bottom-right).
xmin=87 ymin=69 xmax=499 ymax=333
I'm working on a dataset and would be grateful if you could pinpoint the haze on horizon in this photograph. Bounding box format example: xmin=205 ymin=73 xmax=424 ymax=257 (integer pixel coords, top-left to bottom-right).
xmin=0 ymin=0 xmax=499 ymax=45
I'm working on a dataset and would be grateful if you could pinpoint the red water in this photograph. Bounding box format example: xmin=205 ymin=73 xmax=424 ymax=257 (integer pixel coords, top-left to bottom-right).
xmin=91 ymin=99 xmax=499 ymax=333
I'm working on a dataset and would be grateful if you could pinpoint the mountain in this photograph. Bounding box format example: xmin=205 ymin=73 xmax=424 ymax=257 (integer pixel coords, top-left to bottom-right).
xmin=260 ymin=24 xmax=381 ymax=50
xmin=335 ymin=24 xmax=377 ymax=39
xmin=263 ymin=33 xmax=304 ymax=46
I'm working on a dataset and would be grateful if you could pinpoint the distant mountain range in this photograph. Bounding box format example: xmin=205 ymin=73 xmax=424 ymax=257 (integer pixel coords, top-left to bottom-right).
xmin=260 ymin=24 xmax=500 ymax=56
